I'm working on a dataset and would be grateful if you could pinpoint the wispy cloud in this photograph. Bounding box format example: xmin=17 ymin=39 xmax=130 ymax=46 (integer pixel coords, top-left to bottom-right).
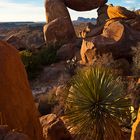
xmin=124 ymin=0 xmax=136 ymax=4
xmin=0 ymin=1 xmax=45 ymax=22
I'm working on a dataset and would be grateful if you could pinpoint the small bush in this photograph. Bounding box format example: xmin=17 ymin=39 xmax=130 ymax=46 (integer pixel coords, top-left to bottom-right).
xmin=20 ymin=45 xmax=58 ymax=80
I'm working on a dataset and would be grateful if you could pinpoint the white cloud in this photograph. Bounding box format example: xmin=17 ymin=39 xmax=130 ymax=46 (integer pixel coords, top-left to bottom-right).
xmin=124 ymin=0 xmax=136 ymax=4
xmin=0 ymin=0 xmax=97 ymax=22
xmin=0 ymin=1 xmax=45 ymax=22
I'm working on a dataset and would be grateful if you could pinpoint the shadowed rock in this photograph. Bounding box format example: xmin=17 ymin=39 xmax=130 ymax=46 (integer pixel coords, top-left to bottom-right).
xmin=0 ymin=41 xmax=43 ymax=140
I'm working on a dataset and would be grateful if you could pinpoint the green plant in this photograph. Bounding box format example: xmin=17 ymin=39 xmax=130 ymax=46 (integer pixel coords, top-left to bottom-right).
xmin=65 ymin=67 xmax=131 ymax=140
xmin=20 ymin=45 xmax=57 ymax=80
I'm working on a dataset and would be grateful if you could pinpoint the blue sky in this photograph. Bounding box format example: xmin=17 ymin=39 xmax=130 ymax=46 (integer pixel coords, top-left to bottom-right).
xmin=0 ymin=0 xmax=139 ymax=22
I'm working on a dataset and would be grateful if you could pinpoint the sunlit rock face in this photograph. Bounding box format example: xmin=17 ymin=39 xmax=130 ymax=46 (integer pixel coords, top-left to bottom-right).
xmin=0 ymin=41 xmax=43 ymax=140
xmin=44 ymin=0 xmax=76 ymax=45
xmin=64 ymin=0 xmax=108 ymax=11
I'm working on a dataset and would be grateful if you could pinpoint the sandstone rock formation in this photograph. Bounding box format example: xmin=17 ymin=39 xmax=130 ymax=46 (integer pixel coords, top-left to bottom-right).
xmin=107 ymin=5 xmax=136 ymax=19
xmin=131 ymin=108 xmax=140 ymax=140
xmin=44 ymin=0 xmax=108 ymax=45
xmin=65 ymin=0 xmax=108 ymax=11
xmin=44 ymin=0 xmax=76 ymax=45
xmin=0 ymin=41 xmax=43 ymax=140
xmin=80 ymin=6 xmax=140 ymax=65
xmin=40 ymin=114 xmax=72 ymax=140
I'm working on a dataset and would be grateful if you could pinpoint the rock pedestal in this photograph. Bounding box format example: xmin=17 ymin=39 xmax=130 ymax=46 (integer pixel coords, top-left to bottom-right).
xmin=44 ymin=0 xmax=76 ymax=45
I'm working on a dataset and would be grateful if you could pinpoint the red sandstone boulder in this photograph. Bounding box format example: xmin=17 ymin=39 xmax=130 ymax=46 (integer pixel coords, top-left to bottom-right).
xmin=64 ymin=0 xmax=108 ymax=11
xmin=40 ymin=114 xmax=72 ymax=140
xmin=0 ymin=41 xmax=43 ymax=140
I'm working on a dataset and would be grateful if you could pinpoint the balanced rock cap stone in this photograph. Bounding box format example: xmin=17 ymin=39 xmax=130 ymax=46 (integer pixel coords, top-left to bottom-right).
xmin=64 ymin=0 xmax=108 ymax=11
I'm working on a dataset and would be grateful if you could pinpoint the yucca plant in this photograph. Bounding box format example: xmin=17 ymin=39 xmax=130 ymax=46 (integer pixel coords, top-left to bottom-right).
xmin=64 ymin=67 xmax=131 ymax=140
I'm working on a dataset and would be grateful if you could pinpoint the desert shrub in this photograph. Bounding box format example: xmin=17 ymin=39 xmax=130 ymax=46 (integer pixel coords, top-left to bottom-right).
xmin=20 ymin=45 xmax=58 ymax=79
xmin=64 ymin=67 xmax=131 ymax=140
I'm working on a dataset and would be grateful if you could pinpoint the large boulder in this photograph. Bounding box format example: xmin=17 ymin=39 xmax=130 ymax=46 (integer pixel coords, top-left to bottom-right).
xmin=0 ymin=41 xmax=43 ymax=140
xmin=43 ymin=17 xmax=76 ymax=45
xmin=64 ymin=0 xmax=108 ymax=11
xmin=80 ymin=19 xmax=140 ymax=64
xmin=6 ymin=26 xmax=45 ymax=51
xmin=44 ymin=0 xmax=76 ymax=45
xmin=131 ymin=108 xmax=140 ymax=140
xmin=107 ymin=5 xmax=136 ymax=19
xmin=40 ymin=114 xmax=72 ymax=140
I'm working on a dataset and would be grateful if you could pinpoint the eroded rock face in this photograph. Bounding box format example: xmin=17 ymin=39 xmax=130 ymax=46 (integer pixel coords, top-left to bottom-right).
xmin=107 ymin=5 xmax=136 ymax=19
xmin=44 ymin=0 xmax=76 ymax=45
xmin=131 ymin=108 xmax=140 ymax=140
xmin=40 ymin=114 xmax=72 ymax=140
xmin=43 ymin=17 xmax=76 ymax=45
xmin=80 ymin=4 xmax=140 ymax=65
xmin=64 ymin=0 xmax=108 ymax=11
xmin=0 ymin=41 xmax=43 ymax=140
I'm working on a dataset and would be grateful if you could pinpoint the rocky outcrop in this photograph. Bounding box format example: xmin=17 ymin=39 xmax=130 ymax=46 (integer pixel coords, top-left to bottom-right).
xmin=65 ymin=0 xmax=108 ymax=11
xmin=6 ymin=26 xmax=45 ymax=51
xmin=44 ymin=0 xmax=76 ymax=45
xmin=80 ymin=6 xmax=140 ymax=65
xmin=0 ymin=41 xmax=43 ymax=140
xmin=40 ymin=114 xmax=72 ymax=140
xmin=44 ymin=0 xmax=108 ymax=45
xmin=131 ymin=108 xmax=140 ymax=140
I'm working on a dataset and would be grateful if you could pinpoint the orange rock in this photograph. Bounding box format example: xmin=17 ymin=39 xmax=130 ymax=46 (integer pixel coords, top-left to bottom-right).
xmin=131 ymin=108 xmax=140 ymax=140
xmin=0 ymin=41 xmax=43 ymax=140
xmin=107 ymin=5 xmax=136 ymax=19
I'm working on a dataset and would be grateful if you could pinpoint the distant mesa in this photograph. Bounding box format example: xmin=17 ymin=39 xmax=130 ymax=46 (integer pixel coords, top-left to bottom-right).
xmin=75 ymin=17 xmax=97 ymax=23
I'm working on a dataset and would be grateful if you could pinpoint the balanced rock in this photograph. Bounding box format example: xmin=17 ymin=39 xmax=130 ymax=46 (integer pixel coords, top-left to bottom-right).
xmin=65 ymin=0 xmax=108 ymax=11
xmin=44 ymin=0 xmax=76 ymax=45
xmin=40 ymin=114 xmax=72 ymax=140
xmin=0 ymin=41 xmax=43 ymax=140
